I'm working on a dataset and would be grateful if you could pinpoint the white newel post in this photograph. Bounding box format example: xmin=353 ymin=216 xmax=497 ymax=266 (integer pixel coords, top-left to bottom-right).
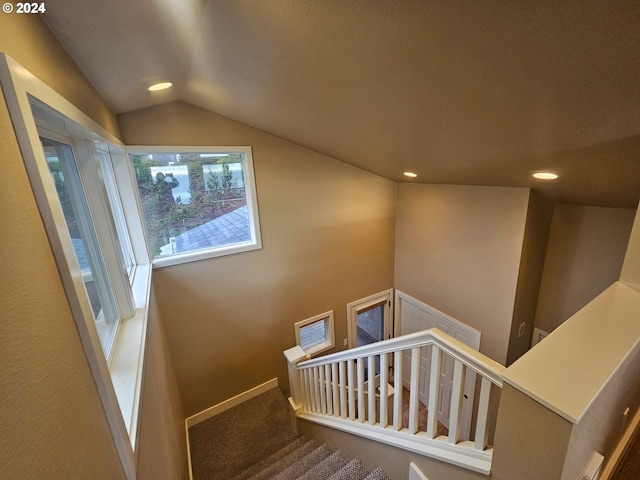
xmin=284 ymin=346 xmax=309 ymax=432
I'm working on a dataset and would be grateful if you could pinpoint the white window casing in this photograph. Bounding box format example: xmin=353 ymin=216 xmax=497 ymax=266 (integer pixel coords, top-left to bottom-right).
xmin=127 ymin=146 xmax=262 ymax=268
xmin=0 ymin=53 xmax=149 ymax=480
xmin=295 ymin=311 xmax=335 ymax=356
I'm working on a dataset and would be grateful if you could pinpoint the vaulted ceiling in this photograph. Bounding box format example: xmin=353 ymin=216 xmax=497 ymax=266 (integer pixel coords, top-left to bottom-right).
xmin=42 ymin=0 xmax=640 ymax=207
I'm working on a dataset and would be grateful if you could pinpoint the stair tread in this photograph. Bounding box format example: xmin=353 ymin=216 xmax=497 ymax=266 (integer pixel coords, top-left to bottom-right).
xmin=245 ymin=440 xmax=318 ymax=480
xmin=364 ymin=467 xmax=392 ymax=480
xmin=270 ymin=444 xmax=331 ymax=480
xmin=327 ymin=458 xmax=370 ymax=480
xmin=230 ymin=437 xmax=308 ymax=480
xmin=296 ymin=450 xmax=348 ymax=480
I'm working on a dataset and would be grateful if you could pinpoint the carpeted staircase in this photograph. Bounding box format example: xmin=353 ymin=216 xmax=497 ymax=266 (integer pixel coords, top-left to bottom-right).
xmin=189 ymin=387 xmax=392 ymax=480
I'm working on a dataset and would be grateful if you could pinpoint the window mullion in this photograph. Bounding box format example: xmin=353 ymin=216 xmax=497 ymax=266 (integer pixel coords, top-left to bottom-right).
xmin=111 ymin=148 xmax=151 ymax=267
xmin=73 ymin=140 xmax=135 ymax=324
xmin=96 ymin=144 xmax=136 ymax=278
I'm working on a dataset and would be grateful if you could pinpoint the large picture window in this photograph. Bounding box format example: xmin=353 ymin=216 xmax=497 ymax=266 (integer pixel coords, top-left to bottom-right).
xmin=128 ymin=147 xmax=261 ymax=266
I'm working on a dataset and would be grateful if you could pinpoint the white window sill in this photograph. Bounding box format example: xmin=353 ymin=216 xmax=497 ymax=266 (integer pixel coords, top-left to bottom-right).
xmin=108 ymin=262 xmax=152 ymax=449
xmin=151 ymin=240 xmax=261 ymax=269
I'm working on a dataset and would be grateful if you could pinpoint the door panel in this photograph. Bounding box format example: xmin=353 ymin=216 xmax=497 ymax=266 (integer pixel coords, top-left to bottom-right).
xmin=396 ymin=290 xmax=481 ymax=440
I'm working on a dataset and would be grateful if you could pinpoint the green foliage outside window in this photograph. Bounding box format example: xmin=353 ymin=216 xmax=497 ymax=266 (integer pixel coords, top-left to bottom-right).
xmin=131 ymin=153 xmax=246 ymax=255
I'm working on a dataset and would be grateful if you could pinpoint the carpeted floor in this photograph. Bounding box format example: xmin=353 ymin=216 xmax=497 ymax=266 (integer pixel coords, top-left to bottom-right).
xmin=189 ymin=388 xmax=298 ymax=480
xmin=400 ymin=387 xmax=449 ymax=436
xmin=188 ymin=386 xmax=444 ymax=480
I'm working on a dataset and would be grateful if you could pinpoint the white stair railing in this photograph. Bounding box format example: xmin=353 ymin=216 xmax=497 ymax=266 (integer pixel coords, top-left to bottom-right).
xmin=284 ymin=328 xmax=505 ymax=475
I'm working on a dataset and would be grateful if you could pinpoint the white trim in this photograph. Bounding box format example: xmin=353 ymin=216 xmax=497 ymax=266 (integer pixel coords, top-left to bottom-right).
xmin=409 ymin=462 xmax=430 ymax=480
xmin=152 ymin=240 xmax=262 ymax=268
xmin=184 ymin=378 xmax=278 ymax=480
xmin=109 ymin=263 xmax=152 ymax=449
xmin=295 ymin=311 xmax=335 ymax=356
xmin=126 ymin=145 xmax=262 ymax=268
xmin=298 ymin=329 xmax=504 ymax=386
xmin=346 ymin=288 xmax=394 ymax=349
xmin=185 ymin=419 xmax=194 ymax=480
xmin=0 ymin=53 xmax=150 ymax=479
xmin=393 ymin=290 xmax=482 ymax=348
xmin=298 ymin=412 xmax=493 ymax=475
xmin=185 ymin=378 xmax=279 ymax=428
xmin=393 ymin=290 xmax=482 ymax=439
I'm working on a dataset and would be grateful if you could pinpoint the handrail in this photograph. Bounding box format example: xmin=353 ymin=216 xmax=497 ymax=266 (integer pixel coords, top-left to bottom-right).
xmin=298 ymin=328 xmax=505 ymax=386
xmin=285 ymin=327 xmax=506 ymax=475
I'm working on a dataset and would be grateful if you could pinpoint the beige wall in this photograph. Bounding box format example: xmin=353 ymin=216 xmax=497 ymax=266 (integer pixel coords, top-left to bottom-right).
xmin=394 ymin=183 xmax=530 ymax=364
xmin=0 ymin=13 xmax=119 ymax=138
xmin=534 ymin=204 xmax=635 ymax=333
xmin=497 ymin=281 xmax=640 ymax=480
xmin=118 ymin=102 xmax=397 ymax=416
xmin=492 ymin=384 xmax=573 ymax=480
xmin=621 ymin=206 xmax=640 ymax=291
xmin=137 ymin=287 xmax=190 ymax=480
xmin=0 ymin=86 xmax=126 ymax=480
xmin=506 ymin=191 xmax=554 ymax=365
xmin=561 ymin=337 xmax=640 ymax=480
xmin=0 ymin=14 xmax=124 ymax=480
xmin=1 ymin=15 xmax=188 ymax=480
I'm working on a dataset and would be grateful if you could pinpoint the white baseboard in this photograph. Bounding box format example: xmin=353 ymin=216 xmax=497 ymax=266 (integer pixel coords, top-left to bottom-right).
xmin=409 ymin=462 xmax=429 ymax=480
xmin=185 ymin=378 xmax=279 ymax=428
xmin=184 ymin=378 xmax=279 ymax=480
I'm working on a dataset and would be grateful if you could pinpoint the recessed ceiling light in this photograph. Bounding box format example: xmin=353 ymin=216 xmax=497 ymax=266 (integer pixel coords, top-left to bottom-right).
xmin=148 ymin=82 xmax=172 ymax=92
xmin=532 ymin=172 xmax=558 ymax=180
xmin=403 ymin=171 xmax=418 ymax=178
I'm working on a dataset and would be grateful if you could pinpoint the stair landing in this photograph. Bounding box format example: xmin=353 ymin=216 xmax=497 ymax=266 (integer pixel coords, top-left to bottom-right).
xmin=188 ymin=387 xmax=391 ymax=479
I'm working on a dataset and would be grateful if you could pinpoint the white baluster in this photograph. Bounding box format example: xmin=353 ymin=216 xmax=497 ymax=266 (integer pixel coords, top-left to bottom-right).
xmin=427 ymin=345 xmax=442 ymax=439
xmin=474 ymin=376 xmax=492 ymax=451
xmin=357 ymin=357 xmax=365 ymax=423
xmin=324 ymin=364 xmax=333 ymax=416
xmin=393 ymin=350 xmax=403 ymax=431
xmin=347 ymin=359 xmax=355 ymax=420
xmin=319 ymin=364 xmax=326 ymax=414
xmin=379 ymin=353 xmax=389 ymax=428
xmin=368 ymin=355 xmax=376 ymax=425
xmin=303 ymin=368 xmax=311 ymax=412
xmin=339 ymin=361 xmax=347 ymax=419
xmin=408 ymin=347 xmax=421 ymax=434
xmin=312 ymin=366 xmax=320 ymax=413
xmin=331 ymin=363 xmax=339 ymax=417
xmin=448 ymin=360 xmax=466 ymax=445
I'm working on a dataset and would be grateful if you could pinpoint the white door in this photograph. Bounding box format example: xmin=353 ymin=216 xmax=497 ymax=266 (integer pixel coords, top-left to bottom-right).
xmin=395 ymin=290 xmax=481 ymax=440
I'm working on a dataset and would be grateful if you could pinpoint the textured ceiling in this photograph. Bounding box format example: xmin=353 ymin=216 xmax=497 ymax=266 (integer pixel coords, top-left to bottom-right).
xmin=42 ymin=0 xmax=640 ymax=207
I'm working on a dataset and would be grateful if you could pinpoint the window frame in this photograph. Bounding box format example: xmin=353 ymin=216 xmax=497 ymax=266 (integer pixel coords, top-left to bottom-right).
xmin=295 ymin=311 xmax=335 ymax=356
xmin=0 ymin=53 xmax=149 ymax=480
xmin=95 ymin=142 xmax=137 ymax=279
xmin=38 ymin=132 xmax=123 ymax=354
xmin=346 ymin=289 xmax=394 ymax=349
xmin=127 ymin=145 xmax=262 ymax=268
